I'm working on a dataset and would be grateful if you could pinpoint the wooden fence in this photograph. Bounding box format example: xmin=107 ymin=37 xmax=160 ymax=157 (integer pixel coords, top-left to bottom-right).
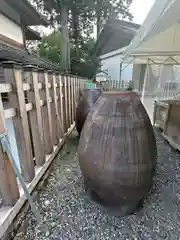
xmin=0 ymin=62 xmax=83 ymax=214
xmin=101 ymin=80 xmax=133 ymax=91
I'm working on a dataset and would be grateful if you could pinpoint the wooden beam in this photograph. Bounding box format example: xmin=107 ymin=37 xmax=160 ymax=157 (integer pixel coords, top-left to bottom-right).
xmin=23 ymin=83 xmax=31 ymax=91
xmin=48 ymin=72 xmax=59 ymax=146
xmin=0 ymin=94 xmax=20 ymax=206
xmin=0 ymin=83 xmax=12 ymax=93
xmin=3 ymin=62 xmax=35 ymax=182
xmin=64 ymin=75 xmax=70 ymax=129
xmin=24 ymin=67 xmax=45 ymax=166
xmin=71 ymin=76 xmax=75 ymax=121
xmin=53 ymin=74 xmax=63 ymax=139
xmin=0 ymin=123 xmax=75 ymax=240
xmin=68 ymin=76 xmax=72 ymax=125
xmin=26 ymin=103 xmax=33 ymax=112
xmin=38 ymin=70 xmax=53 ymax=155
xmin=60 ymin=75 xmax=67 ymax=133
xmin=4 ymin=108 xmax=16 ymax=119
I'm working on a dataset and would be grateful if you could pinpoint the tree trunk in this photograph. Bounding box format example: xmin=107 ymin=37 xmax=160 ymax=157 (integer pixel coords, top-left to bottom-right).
xmin=60 ymin=5 xmax=70 ymax=73
xmin=96 ymin=14 xmax=101 ymax=39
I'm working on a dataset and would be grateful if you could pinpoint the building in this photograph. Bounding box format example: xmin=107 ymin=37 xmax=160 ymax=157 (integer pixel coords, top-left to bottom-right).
xmin=95 ymin=19 xmax=140 ymax=83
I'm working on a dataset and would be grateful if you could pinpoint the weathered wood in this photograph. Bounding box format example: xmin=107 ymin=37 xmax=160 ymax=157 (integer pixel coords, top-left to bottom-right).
xmin=162 ymin=101 xmax=180 ymax=149
xmin=54 ymin=74 xmax=63 ymax=139
xmin=162 ymin=132 xmax=180 ymax=152
xmin=68 ymin=75 xmax=72 ymax=125
xmin=164 ymin=104 xmax=172 ymax=134
xmin=38 ymin=70 xmax=53 ymax=154
xmin=0 ymin=95 xmax=20 ymax=206
xmin=24 ymin=67 xmax=45 ymax=166
xmin=0 ymin=123 xmax=75 ymax=240
xmin=48 ymin=71 xmax=59 ymax=146
xmin=64 ymin=75 xmax=70 ymax=130
xmin=3 ymin=62 xmax=35 ymax=182
xmin=71 ymin=76 xmax=75 ymax=122
xmin=61 ymin=75 xmax=67 ymax=133
xmin=75 ymin=76 xmax=78 ymax=111
xmin=153 ymin=100 xmax=170 ymax=131
xmin=0 ymin=83 xmax=12 ymax=93
xmin=52 ymin=74 xmax=60 ymax=138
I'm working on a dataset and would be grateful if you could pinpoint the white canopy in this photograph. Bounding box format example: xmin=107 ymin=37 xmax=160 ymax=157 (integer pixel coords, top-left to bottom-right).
xmin=121 ymin=0 xmax=180 ymax=64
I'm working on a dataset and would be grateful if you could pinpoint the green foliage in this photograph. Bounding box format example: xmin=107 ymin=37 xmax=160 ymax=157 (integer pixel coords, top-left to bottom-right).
xmin=32 ymin=0 xmax=133 ymax=75
xmin=39 ymin=31 xmax=61 ymax=63
xmin=71 ymin=38 xmax=100 ymax=78
xmin=29 ymin=31 xmax=99 ymax=78
xmin=29 ymin=31 xmax=61 ymax=63
xmin=34 ymin=0 xmax=133 ymax=38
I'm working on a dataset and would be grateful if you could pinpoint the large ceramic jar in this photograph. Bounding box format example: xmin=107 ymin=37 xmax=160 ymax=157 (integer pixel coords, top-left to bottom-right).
xmin=75 ymin=88 xmax=102 ymax=135
xmin=78 ymin=91 xmax=157 ymax=215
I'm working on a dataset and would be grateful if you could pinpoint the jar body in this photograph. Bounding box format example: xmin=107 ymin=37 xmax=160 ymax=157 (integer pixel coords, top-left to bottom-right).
xmin=78 ymin=92 xmax=157 ymax=213
xmin=75 ymin=88 xmax=102 ymax=135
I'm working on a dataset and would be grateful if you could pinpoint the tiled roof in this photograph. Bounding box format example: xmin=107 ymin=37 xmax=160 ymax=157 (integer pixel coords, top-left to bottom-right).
xmin=0 ymin=42 xmax=60 ymax=71
xmin=5 ymin=0 xmax=49 ymax=26
xmin=95 ymin=19 xmax=140 ymax=56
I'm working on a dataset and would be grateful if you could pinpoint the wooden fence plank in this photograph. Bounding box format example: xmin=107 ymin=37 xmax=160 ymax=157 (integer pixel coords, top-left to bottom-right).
xmin=54 ymin=74 xmax=63 ymax=139
xmin=73 ymin=76 xmax=76 ymax=120
xmin=71 ymin=76 xmax=75 ymax=121
xmin=75 ymin=76 xmax=78 ymax=112
xmin=3 ymin=62 xmax=35 ymax=182
xmin=38 ymin=70 xmax=53 ymax=155
xmin=0 ymin=95 xmax=20 ymax=206
xmin=64 ymin=75 xmax=70 ymax=130
xmin=59 ymin=75 xmax=67 ymax=134
xmin=48 ymin=72 xmax=59 ymax=146
xmin=68 ymin=76 xmax=72 ymax=125
xmin=24 ymin=67 xmax=45 ymax=166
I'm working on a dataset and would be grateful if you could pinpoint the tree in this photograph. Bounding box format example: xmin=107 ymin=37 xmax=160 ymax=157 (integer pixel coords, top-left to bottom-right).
xmin=71 ymin=38 xmax=100 ymax=78
xmin=29 ymin=31 xmax=61 ymax=63
xmin=29 ymin=31 xmax=99 ymax=78
xmin=33 ymin=0 xmax=133 ymax=71
xmin=93 ymin=0 xmax=133 ymax=37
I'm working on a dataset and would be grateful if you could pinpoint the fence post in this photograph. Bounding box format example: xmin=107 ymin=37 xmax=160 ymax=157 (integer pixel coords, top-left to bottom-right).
xmin=0 ymin=95 xmax=20 ymax=206
xmin=60 ymin=75 xmax=68 ymax=133
xmin=24 ymin=66 xmax=45 ymax=166
xmin=38 ymin=69 xmax=53 ymax=155
xmin=46 ymin=71 xmax=59 ymax=146
xmin=70 ymin=76 xmax=74 ymax=124
xmin=54 ymin=73 xmax=63 ymax=139
xmin=3 ymin=62 xmax=35 ymax=182
xmin=71 ymin=76 xmax=75 ymax=121
xmin=64 ymin=75 xmax=70 ymax=129
xmin=68 ymin=75 xmax=72 ymax=125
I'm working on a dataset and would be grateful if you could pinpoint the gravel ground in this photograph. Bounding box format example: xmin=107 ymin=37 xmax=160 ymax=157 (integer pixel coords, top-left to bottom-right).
xmin=14 ymin=129 xmax=180 ymax=240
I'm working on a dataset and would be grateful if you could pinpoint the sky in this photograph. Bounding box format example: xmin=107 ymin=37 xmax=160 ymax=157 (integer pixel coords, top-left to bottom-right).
xmin=130 ymin=0 xmax=155 ymax=24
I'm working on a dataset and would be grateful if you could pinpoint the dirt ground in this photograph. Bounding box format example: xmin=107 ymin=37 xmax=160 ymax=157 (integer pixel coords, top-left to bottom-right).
xmin=14 ymin=129 xmax=180 ymax=240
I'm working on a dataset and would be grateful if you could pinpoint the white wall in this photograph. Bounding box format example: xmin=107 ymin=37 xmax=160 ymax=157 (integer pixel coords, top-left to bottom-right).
xmin=0 ymin=13 xmax=23 ymax=44
xmin=100 ymin=54 xmax=133 ymax=82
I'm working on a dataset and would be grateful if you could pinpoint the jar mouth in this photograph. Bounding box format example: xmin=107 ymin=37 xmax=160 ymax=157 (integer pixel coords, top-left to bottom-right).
xmin=103 ymin=91 xmax=137 ymax=96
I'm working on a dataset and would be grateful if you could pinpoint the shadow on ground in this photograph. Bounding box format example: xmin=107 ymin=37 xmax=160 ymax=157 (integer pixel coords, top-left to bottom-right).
xmin=14 ymin=129 xmax=180 ymax=240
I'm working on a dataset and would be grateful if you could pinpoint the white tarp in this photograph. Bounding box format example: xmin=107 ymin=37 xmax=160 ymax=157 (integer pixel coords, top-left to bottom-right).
xmin=121 ymin=0 xmax=180 ymax=64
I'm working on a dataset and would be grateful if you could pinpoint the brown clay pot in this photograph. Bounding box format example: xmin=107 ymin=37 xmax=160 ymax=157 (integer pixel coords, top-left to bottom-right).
xmin=78 ymin=91 xmax=157 ymax=216
xmin=75 ymin=88 xmax=103 ymax=135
